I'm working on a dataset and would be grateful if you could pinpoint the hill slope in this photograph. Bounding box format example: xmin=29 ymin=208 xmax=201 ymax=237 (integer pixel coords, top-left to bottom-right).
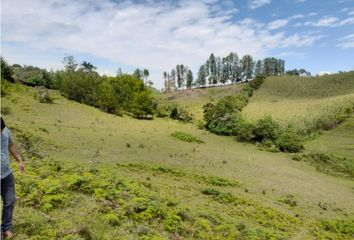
xmin=165 ymin=84 xmax=242 ymax=120
xmin=1 ymin=84 xmax=354 ymax=239
xmin=242 ymin=72 xmax=354 ymax=134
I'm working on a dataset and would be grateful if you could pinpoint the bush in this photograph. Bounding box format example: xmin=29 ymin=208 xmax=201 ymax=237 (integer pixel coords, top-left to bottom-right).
xmin=249 ymin=75 xmax=265 ymax=90
xmin=36 ymin=88 xmax=54 ymax=104
xmin=279 ymin=194 xmax=297 ymax=207
xmin=276 ymin=127 xmax=303 ymax=153
xmin=130 ymin=90 xmax=156 ymax=119
xmin=241 ymin=84 xmax=253 ymax=97
xmin=1 ymin=57 xmax=14 ymax=82
xmin=170 ymin=106 xmax=194 ymax=123
xmin=154 ymin=98 xmax=174 ymax=118
xmin=203 ymin=94 xmax=249 ymax=135
xmin=236 ymin=121 xmax=256 ymax=141
xmin=254 ymin=116 xmax=280 ymax=141
xmin=102 ymin=213 xmax=120 ymax=226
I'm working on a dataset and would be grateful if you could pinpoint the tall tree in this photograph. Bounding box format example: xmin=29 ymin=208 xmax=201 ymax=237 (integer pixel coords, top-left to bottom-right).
xmin=133 ymin=68 xmax=142 ymax=79
xmin=170 ymin=69 xmax=176 ymax=90
xmin=208 ymin=53 xmax=217 ymax=85
xmin=62 ymin=55 xmax=77 ymax=72
xmin=80 ymin=61 xmax=96 ymax=72
xmin=231 ymin=53 xmax=241 ymax=83
xmin=255 ymin=60 xmax=263 ymax=76
xmin=186 ymin=69 xmax=193 ymax=89
xmin=176 ymin=64 xmax=186 ymax=89
xmin=163 ymin=71 xmax=169 ymax=91
xmin=196 ymin=65 xmax=206 ymax=87
xmin=216 ymin=57 xmax=222 ymax=85
xmin=143 ymin=69 xmax=149 ymax=84
xmin=241 ymin=55 xmax=254 ymax=81
xmin=262 ymin=57 xmax=285 ymax=76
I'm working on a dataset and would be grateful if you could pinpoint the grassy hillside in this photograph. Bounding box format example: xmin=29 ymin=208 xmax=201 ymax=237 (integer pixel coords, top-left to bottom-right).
xmin=165 ymin=84 xmax=242 ymax=120
xmin=242 ymin=72 xmax=354 ymax=134
xmin=1 ymin=84 xmax=354 ymax=239
xmin=305 ymin=117 xmax=354 ymax=160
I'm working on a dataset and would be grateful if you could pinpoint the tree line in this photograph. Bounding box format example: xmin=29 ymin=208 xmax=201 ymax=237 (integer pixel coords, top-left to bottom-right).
xmin=1 ymin=56 xmax=159 ymax=119
xmin=163 ymin=52 xmax=287 ymax=91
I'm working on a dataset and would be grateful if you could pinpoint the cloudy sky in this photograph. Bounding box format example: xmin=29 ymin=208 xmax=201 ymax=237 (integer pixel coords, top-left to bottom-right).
xmin=2 ymin=0 xmax=354 ymax=88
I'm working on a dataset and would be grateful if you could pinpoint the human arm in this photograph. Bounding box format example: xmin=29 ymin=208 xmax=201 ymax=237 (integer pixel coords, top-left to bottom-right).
xmin=9 ymin=142 xmax=25 ymax=173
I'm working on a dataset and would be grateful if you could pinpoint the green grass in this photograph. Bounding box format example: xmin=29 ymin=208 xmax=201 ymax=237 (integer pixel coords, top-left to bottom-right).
xmin=171 ymin=131 xmax=204 ymax=143
xmin=301 ymin=116 xmax=354 ymax=178
xmin=1 ymin=83 xmax=354 ymax=239
xmin=241 ymin=72 xmax=354 ymax=134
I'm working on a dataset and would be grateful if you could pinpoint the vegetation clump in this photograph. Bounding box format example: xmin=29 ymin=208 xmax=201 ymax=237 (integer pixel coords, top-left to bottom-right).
xmin=302 ymin=153 xmax=354 ymax=178
xmin=171 ymin=131 xmax=204 ymax=143
xmin=202 ymin=75 xmax=303 ymax=152
xmin=279 ymin=194 xmax=298 ymax=207
xmin=170 ymin=106 xmax=194 ymax=122
xmin=34 ymin=88 xmax=54 ymax=103
xmin=202 ymin=76 xmax=266 ymax=136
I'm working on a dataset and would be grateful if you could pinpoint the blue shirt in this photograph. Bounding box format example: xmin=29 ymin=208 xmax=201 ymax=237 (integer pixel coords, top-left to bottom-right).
xmin=1 ymin=127 xmax=13 ymax=179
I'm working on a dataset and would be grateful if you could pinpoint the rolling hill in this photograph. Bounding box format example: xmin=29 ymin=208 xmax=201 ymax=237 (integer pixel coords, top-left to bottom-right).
xmin=242 ymin=72 xmax=354 ymax=134
xmin=1 ymin=83 xmax=353 ymax=239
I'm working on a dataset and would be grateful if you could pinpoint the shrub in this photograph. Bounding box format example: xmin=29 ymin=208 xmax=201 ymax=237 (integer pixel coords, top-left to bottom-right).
xmin=275 ymin=127 xmax=303 ymax=153
xmin=154 ymin=98 xmax=174 ymax=118
xmin=292 ymin=154 xmax=303 ymax=161
xmin=130 ymin=90 xmax=156 ymax=119
xmin=254 ymin=116 xmax=280 ymax=141
xmin=102 ymin=213 xmax=120 ymax=226
xmin=38 ymin=89 xmax=54 ymax=104
xmin=249 ymin=75 xmax=265 ymax=90
xmin=203 ymin=94 xmax=248 ymax=135
xmin=164 ymin=212 xmax=182 ymax=233
xmin=170 ymin=106 xmax=194 ymax=123
xmin=171 ymin=131 xmax=204 ymax=143
xmin=279 ymin=194 xmax=297 ymax=207
xmin=236 ymin=121 xmax=256 ymax=141
xmin=241 ymin=84 xmax=253 ymax=97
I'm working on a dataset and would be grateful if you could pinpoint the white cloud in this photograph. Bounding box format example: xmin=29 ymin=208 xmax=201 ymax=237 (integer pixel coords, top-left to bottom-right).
xmin=337 ymin=34 xmax=354 ymax=49
xmin=267 ymin=19 xmax=289 ymax=30
xmin=249 ymin=0 xmax=271 ymax=9
xmin=339 ymin=17 xmax=354 ymax=25
xmin=278 ymin=51 xmax=307 ymax=59
xmin=349 ymin=11 xmax=354 ymax=15
xmin=281 ymin=34 xmax=325 ymax=47
xmin=2 ymin=0 xmax=324 ymax=88
xmin=290 ymin=14 xmax=304 ymax=19
xmin=304 ymin=16 xmax=354 ymax=27
xmin=305 ymin=16 xmax=339 ymax=26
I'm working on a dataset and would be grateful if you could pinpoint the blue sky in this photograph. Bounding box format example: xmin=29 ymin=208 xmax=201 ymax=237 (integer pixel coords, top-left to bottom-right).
xmin=2 ymin=0 xmax=354 ymax=88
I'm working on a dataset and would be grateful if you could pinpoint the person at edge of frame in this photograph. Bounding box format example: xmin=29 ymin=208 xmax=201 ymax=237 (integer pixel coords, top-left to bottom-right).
xmin=1 ymin=117 xmax=25 ymax=239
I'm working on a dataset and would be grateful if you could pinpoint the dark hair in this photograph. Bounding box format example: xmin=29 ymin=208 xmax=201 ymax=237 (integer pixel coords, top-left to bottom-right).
xmin=1 ymin=117 xmax=5 ymax=131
